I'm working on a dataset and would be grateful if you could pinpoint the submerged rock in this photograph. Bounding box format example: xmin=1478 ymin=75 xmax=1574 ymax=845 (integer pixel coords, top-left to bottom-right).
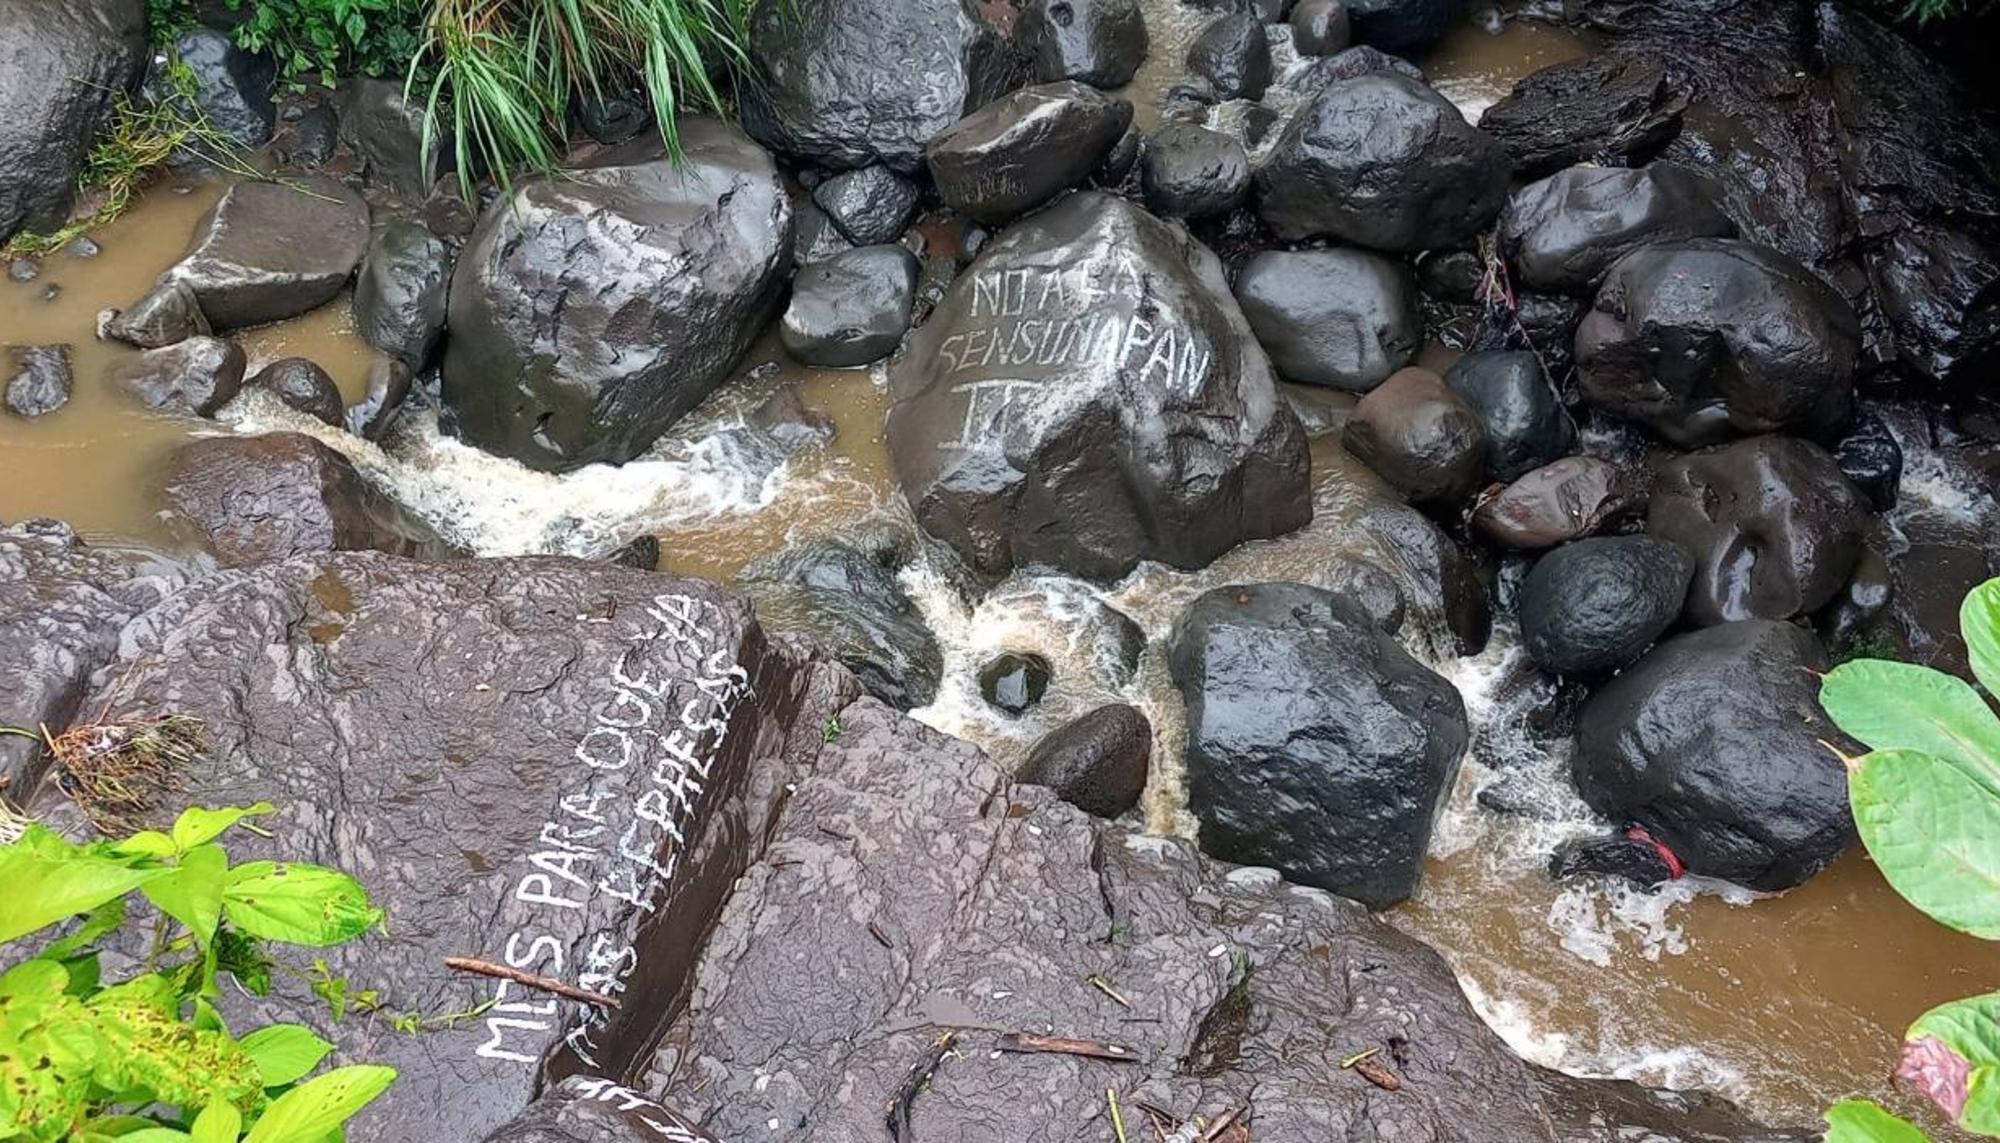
xmin=1519 ymin=536 xmax=1692 ymax=675
xmin=1020 ymin=0 xmax=1149 ymax=87
xmin=1342 ymin=366 xmax=1486 ymax=510
xmin=157 ymin=177 xmax=371 ymax=329
xmin=1234 ymin=248 xmax=1420 ymax=392
xmin=354 ymin=216 xmax=452 ymax=369
xmin=109 ymin=335 xmax=245 ymax=416
xmin=1499 ymin=163 xmax=1734 ymax=296
xmin=780 ymin=244 xmax=920 ymax=368
xmin=442 ymin=122 xmax=792 ymax=472
xmin=1016 ymin=702 xmax=1150 ymax=818
xmin=926 ymin=81 xmax=1133 ymax=224
xmin=1169 ymin=582 xmax=1467 ymax=909
xmin=979 ymin=651 xmax=1052 ymax=715
xmin=886 ymin=191 xmax=1309 ymax=581
xmin=4 ymin=344 xmax=73 ymax=418
xmin=245 ymin=356 xmax=343 ymax=425
xmin=0 ymin=0 xmax=147 ymax=243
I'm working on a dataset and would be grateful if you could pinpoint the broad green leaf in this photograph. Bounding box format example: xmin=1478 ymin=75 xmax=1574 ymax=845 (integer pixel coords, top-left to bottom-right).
xmin=40 ymin=899 xmax=128 ymax=961
xmin=1901 ymin=994 xmax=2000 ymax=1132
xmin=172 ymin=804 xmax=273 ymax=853
xmin=112 ymin=831 xmax=179 ymax=859
xmin=142 ymin=845 xmax=228 ymax=947
xmin=102 ymin=1131 xmax=192 ymax=1142
xmin=190 ymin=1099 xmax=242 ymax=1143
xmin=222 ymin=863 xmax=380 ymax=948
xmin=240 ymin=1023 xmax=334 ymax=1087
xmin=1965 ymin=579 xmax=2000 ymax=702
xmin=1852 ymin=749 xmax=2000 ymax=937
xmin=0 ymin=956 xmax=69 ymax=1000
xmin=1824 ymin=1099 xmax=1931 ymax=1143
xmin=1821 ymin=660 xmax=2000 ymax=797
xmin=243 ymin=1065 xmax=396 ymax=1142
xmin=0 ymin=842 xmax=167 ymax=946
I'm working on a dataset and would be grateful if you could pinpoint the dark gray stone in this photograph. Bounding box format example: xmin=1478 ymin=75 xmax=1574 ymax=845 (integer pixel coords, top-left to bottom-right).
xmin=1139 ymin=123 xmax=1249 ymax=220
xmin=1345 ymin=0 xmax=1461 ymax=52
xmin=246 ymin=357 xmax=343 ymax=426
xmin=1443 ymin=349 xmax=1572 ymax=481
xmin=1835 ymin=407 xmax=1903 ymax=512
xmin=1519 ymin=535 xmax=1692 ymax=674
xmin=338 ymin=78 xmax=438 ymax=198
xmin=0 ymin=0 xmax=147 ymax=243
xmin=1016 ymin=703 xmax=1150 ymax=818
xmin=575 ymin=88 xmax=652 ymax=145
xmin=791 ymin=199 xmax=853 ymax=267
xmin=4 ymin=344 xmax=73 ymax=418
xmin=157 ymin=177 xmax=371 ymax=330
xmin=810 ymin=166 xmax=921 ymax=247
xmin=345 ymin=359 xmax=413 ymax=442
xmin=1291 ymin=0 xmax=1353 ymax=54
xmin=1500 ymin=163 xmax=1734 ymax=296
xmin=109 ymin=335 xmax=245 ymax=416
xmin=926 ymin=81 xmax=1133 ymax=225
xmin=1471 ymin=456 xmax=1639 ymax=550
xmin=1187 ymin=13 xmax=1271 ymax=101
xmin=480 ymin=1077 xmax=718 ymax=1143
xmin=284 ymin=99 xmax=338 ymax=166
xmin=354 ymin=216 xmax=452 ymax=368
xmin=162 ymin=26 xmax=275 ymax=148
xmin=1020 ymin=0 xmax=1149 ymax=87
xmin=780 ymin=244 xmax=920 ymax=368
xmin=1235 ymin=248 xmax=1420 ymax=392
xmin=1477 ymin=54 xmax=1687 ymax=179
xmin=1343 ymin=366 xmax=1486 ymax=510
xmin=105 ymin=279 xmax=211 ymax=349
xmin=740 ymin=535 xmax=942 ymax=709
xmin=979 ymin=651 xmax=1052 ymax=715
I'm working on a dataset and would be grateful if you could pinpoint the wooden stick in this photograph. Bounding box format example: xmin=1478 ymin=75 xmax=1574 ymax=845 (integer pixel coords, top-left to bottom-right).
xmin=1201 ymin=1106 xmax=1244 ymax=1140
xmin=885 ymin=1031 xmax=956 ymax=1142
xmin=444 ymin=956 xmax=621 ymax=1010
xmin=994 ymin=1032 xmax=1139 ymax=1062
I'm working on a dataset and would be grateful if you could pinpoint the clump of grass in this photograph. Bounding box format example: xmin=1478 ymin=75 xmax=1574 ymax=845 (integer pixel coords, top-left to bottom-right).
xmin=1902 ymin=0 xmax=1995 ymax=20
xmin=44 ymin=713 xmax=208 ymax=835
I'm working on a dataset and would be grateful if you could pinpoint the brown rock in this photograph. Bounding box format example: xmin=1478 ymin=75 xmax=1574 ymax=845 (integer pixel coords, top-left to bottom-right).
xmin=1472 ymin=457 xmax=1640 ymax=550
xmin=1342 ymin=366 xmax=1486 ymax=511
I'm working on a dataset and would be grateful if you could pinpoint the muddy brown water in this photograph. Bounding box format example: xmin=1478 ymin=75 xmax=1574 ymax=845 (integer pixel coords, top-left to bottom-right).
xmin=2 ymin=17 xmax=1995 ymax=1135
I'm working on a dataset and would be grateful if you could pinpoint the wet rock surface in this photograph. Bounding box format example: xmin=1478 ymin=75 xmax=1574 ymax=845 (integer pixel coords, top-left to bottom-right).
xmin=1016 ymin=702 xmax=1151 ymax=818
xmin=1235 ymin=248 xmax=1420 ymax=392
xmin=927 ymin=81 xmax=1133 ymax=224
xmin=1519 ymin=536 xmax=1693 ymax=675
xmin=780 ymin=244 xmax=920 ymax=368
xmin=355 ymin=216 xmax=453 ymax=369
xmin=246 ymin=356 xmax=343 ymax=425
xmin=1021 ymin=0 xmax=1149 ymax=87
xmin=1499 ymin=164 xmax=1734 ymax=296
xmin=1573 ymin=619 xmax=1857 ymax=891
xmin=739 ymin=536 xmax=942 ymax=710
xmin=1187 ymin=13 xmax=1272 ymax=101
xmin=0 ymin=0 xmax=147 ymax=243
xmin=1443 ymin=350 xmax=1571 ymax=482
xmin=1345 ymin=0 xmax=1460 ymax=52
xmin=887 ymin=191 xmax=1308 ymax=581
xmin=979 ymin=650 xmax=1053 ymax=715
xmin=108 ymin=335 xmax=245 ymax=416
xmin=337 ymin=78 xmax=437 ymax=198
xmin=480 ymin=1077 xmax=718 ymax=1142
xmin=161 ymin=25 xmax=276 ymax=148
xmin=106 ymin=280 xmax=211 ymax=349
xmin=1477 ymin=54 xmax=1687 ymax=178
xmin=443 ymin=123 xmax=792 ymax=472
xmin=1343 ymin=366 xmax=1487 ymax=510
xmin=1168 ymin=582 xmax=1468 ymax=909
xmin=810 ymin=166 xmax=921 ymax=247
xmin=4 ymin=345 xmax=73 ymax=418
xmin=1472 ymin=456 xmax=1639 ymax=550
xmin=1140 ymin=123 xmax=1251 ymax=220
xmin=346 ymin=358 xmax=413 ymax=441
xmin=159 ymin=177 xmax=371 ymax=330
xmin=1291 ymin=0 xmax=1353 ymax=55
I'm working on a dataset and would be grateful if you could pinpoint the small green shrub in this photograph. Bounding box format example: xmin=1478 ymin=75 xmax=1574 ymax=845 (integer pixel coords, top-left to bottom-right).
xmin=1819 ymin=577 xmax=2000 ymax=1140
xmin=228 ymin=0 xmax=426 ymax=90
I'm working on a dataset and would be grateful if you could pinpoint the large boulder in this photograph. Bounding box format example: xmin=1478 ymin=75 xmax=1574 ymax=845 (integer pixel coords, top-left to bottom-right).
xmin=1234 ymin=248 xmax=1420 ymax=392
xmin=1573 ymin=620 xmax=1856 ymax=891
xmin=0 ymin=0 xmax=147 ymax=243
xmin=1519 ymin=536 xmax=1692 ymax=675
xmin=1647 ymin=435 xmax=1870 ymax=627
xmin=886 ymin=191 xmax=1310 ymax=581
xmin=153 ymin=177 xmax=371 ymax=329
xmin=738 ymin=0 xmax=1024 ymax=172
xmin=354 ymin=216 xmax=453 ymax=369
xmin=1167 ymin=582 xmax=1468 ymax=909
xmin=26 ymin=553 xmax=853 ymax=1142
xmin=926 ymin=81 xmax=1133 ymax=224
xmin=442 ymin=123 xmax=792 ymax=472
xmin=160 ymin=433 xmax=455 ymax=567
xmin=1257 ymin=72 xmax=1510 ymax=252
xmin=1575 ymin=239 xmax=1860 ymax=448
xmin=1020 ymin=0 xmax=1149 ymax=87
xmin=1476 ymin=55 xmax=1687 ymax=179
xmin=779 ymin=244 xmax=920 ymax=368
xmin=1499 ymin=163 xmax=1735 ymax=296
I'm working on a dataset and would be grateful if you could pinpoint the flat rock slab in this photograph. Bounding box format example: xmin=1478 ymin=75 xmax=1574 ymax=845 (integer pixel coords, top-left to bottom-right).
xmin=160 ymin=177 xmax=370 ymax=329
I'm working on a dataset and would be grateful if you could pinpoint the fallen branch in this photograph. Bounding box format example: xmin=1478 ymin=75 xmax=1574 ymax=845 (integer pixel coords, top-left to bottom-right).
xmin=1202 ymin=1105 xmax=1245 ymax=1140
xmin=994 ymin=1032 xmax=1138 ymax=1062
xmin=885 ymin=1031 xmax=956 ymax=1142
xmin=443 ymin=956 xmax=621 ymax=1010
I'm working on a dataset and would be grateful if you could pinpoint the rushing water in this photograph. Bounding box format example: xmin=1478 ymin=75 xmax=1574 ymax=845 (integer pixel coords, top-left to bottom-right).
xmin=4 ymin=11 xmax=1996 ymax=1133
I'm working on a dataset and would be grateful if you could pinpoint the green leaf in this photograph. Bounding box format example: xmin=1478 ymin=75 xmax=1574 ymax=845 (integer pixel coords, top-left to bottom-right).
xmin=100 ymin=1130 xmax=192 ymax=1142
xmin=112 ymin=831 xmax=179 ymax=859
xmin=1852 ymin=749 xmax=2000 ymax=937
xmin=41 ymin=899 xmax=129 ymax=961
xmin=190 ymin=1098 xmax=242 ymax=1143
xmin=172 ymin=803 xmax=273 ymax=853
xmin=1824 ymin=1100 xmax=1931 ymax=1143
xmin=142 ymin=844 xmax=228 ymax=947
xmin=239 ymin=1023 xmax=334 ymax=1087
xmin=243 ymin=1065 xmax=396 ymax=1142
xmin=1964 ymin=578 xmax=2000 ymax=702
xmin=0 ymin=837 xmax=168 ymax=946
xmin=1821 ymin=660 xmax=2000 ymax=798
xmin=223 ymin=862 xmax=380 ymax=947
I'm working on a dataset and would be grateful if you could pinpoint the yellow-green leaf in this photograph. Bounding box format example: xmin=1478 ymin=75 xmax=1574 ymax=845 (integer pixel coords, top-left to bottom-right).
xmin=1821 ymin=660 xmax=2000 ymax=799
xmin=141 ymin=845 xmax=227 ymax=947
xmin=222 ymin=863 xmax=380 ymax=948
xmin=0 ymin=844 xmax=166 ymax=946
xmin=172 ymin=804 xmax=274 ymax=853
xmin=1964 ymin=579 xmax=2000 ymax=703
xmin=1824 ymin=1099 xmax=1931 ymax=1143
xmin=190 ymin=1099 xmax=242 ymax=1143
xmin=243 ymin=1065 xmax=395 ymax=1142
xmin=1852 ymin=749 xmax=2000 ymax=938
xmin=239 ymin=1023 xmax=334 ymax=1087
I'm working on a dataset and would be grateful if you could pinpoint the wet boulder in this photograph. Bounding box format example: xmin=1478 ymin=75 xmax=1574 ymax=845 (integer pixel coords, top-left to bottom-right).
xmin=1519 ymin=536 xmax=1692 ymax=675
xmin=1361 ymin=495 xmax=1492 ymax=655
xmin=1291 ymin=0 xmax=1353 ymax=55
xmin=739 ymin=535 xmax=942 ymax=709
xmin=1342 ymin=366 xmax=1486 ymax=511
xmin=109 ymin=335 xmax=245 ymax=416
xmin=161 ymin=433 xmax=455 ymax=566
xmin=0 ymin=0 xmax=147 ymax=243
xmin=160 ymin=26 xmax=275 ymax=148
xmin=105 ymin=280 xmax=210 ymax=349
xmin=4 ymin=345 xmax=72 ymax=418
xmin=1169 ymin=582 xmax=1467 ymax=908
xmin=790 ymin=199 xmax=852 ymax=267
xmin=780 ymin=244 xmax=920 ymax=368
xmin=1573 ymin=620 xmax=1857 ymax=891
xmin=1344 ymin=0 xmax=1460 ymax=52
xmin=1575 ymin=239 xmax=1861 ymax=448
xmin=810 ymin=166 xmax=920 ymax=247
xmin=1477 ymin=55 xmax=1687 ymax=178
xmin=1020 ymin=0 xmax=1149 ymax=87
xmin=1140 ymin=123 xmax=1250 ymax=220
xmin=739 ymin=0 xmax=1024 ymax=172
xmin=1499 ymin=164 xmax=1734 ymax=296
xmin=443 ymin=122 xmax=792 ymax=472
xmin=979 ymin=651 xmax=1053 ymax=715
xmin=30 ymin=554 xmax=852 ymax=1141
xmin=1235 ymin=248 xmax=1420 ymax=392
xmin=1015 ymin=702 xmax=1151 ymax=818
xmin=354 ymin=216 xmax=453 ymax=369
xmin=1471 ymin=456 xmax=1639 ymax=550
xmin=157 ymin=177 xmax=371 ymax=329
xmin=346 ymin=358 xmax=413 ymax=442
xmin=1187 ymin=13 xmax=1272 ymax=101
xmin=926 ymin=81 xmax=1133 ymax=225
xmin=886 ymin=191 xmax=1309 ymax=581
xmin=1835 ymin=408 xmax=1903 ymax=512
xmin=1648 ymin=436 xmax=1869 ymax=627
xmin=337 ymin=78 xmax=438 ymax=198
xmin=1258 ymin=72 xmax=1510 ymax=252
xmin=481 ymin=1077 xmax=718 ymax=1142
xmin=1443 ymin=350 xmax=1572 ymax=481
xmin=1548 ymin=833 xmax=1679 ymax=887
xmin=245 ymin=356 xmax=343 ymax=425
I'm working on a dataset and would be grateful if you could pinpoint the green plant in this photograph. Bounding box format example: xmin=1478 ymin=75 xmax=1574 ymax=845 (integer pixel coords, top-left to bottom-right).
xmin=0 ymin=801 xmax=395 ymax=1141
xmin=1819 ymin=577 xmax=2000 ymax=1139
xmin=228 ymin=0 xmax=427 ymax=90
xmin=1900 ymin=0 xmax=1996 ymax=23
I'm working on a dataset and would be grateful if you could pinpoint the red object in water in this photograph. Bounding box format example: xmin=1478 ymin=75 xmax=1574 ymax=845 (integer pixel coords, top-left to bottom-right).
xmin=1624 ymin=825 xmax=1686 ymax=880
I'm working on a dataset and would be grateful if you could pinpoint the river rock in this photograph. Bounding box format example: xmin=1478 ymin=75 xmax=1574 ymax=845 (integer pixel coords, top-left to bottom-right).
xmin=27 ymin=553 xmax=853 ymax=1141
xmin=1835 ymin=408 xmax=1903 ymax=512
xmin=105 ymin=279 xmax=211 ymax=348
xmin=739 ymin=0 xmax=1024 ymax=172
xmin=1235 ymin=248 xmax=1420 ymax=392
xmin=1258 ymin=72 xmax=1510 ymax=251
xmin=245 ymin=357 xmax=343 ymax=425
xmin=1187 ymin=13 xmax=1271 ymax=101
xmin=979 ymin=651 xmax=1053 ymax=715
xmin=1169 ymin=582 xmax=1467 ymax=908
xmin=886 ymin=191 xmax=1309 ymax=581
xmin=780 ymin=244 xmax=920 ymax=368
xmin=4 ymin=345 xmax=72 ymax=418
xmin=1140 ymin=123 xmax=1250 ymax=219
xmin=1499 ymin=164 xmax=1735 ymax=296
xmin=1573 ymin=619 xmax=1856 ymax=891
xmin=162 ymin=25 xmax=275 ymax=148
xmin=161 ymin=433 xmax=454 ymax=566
xmin=337 ymin=77 xmax=437 ymax=198
xmin=0 ymin=0 xmax=147 ymax=243
xmin=1472 ymin=456 xmax=1639 ymax=550
xmin=109 ymin=335 xmax=245 ymax=416
xmin=283 ymin=98 xmax=339 ymax=167
xmin=926 ymin=81 xmax=1133 ymax=224
xmin=355 ymin=216 xmax=452 ymax=369
xmin=443 ymin=123 xmax=791 ymax=471
xmin=346 ymin=359 xmax=413 ymax=441
xmin=1519 ymin=536 xmax=1692 ymax=675
xmin=810 ymin=166 xmax=921 ymax=247
xmin=790 ymin=199 xmax=852 ymax=267
xmin=1016 ymin=703 xmax=1150 ymax=818
xmin=1477 ymin=54 xmax=1687 ymax=178
xmin=158 ymin=177 xmax=371 ymax=329
xmin=1443 ymin=350 xmax=1571 ymax=481
xmin=1576 ymin=239 xmax=1860 ymax=448
xmin=1291 ymin=0 xmax=1353 ymax=54
xmin=1344 ymin=0 xmax=1460 ymax=52
xmin=1021 ymin=0 xmax=1149 ymax=87
xmin=739 ymin=536 xmax=942 ymax=709
xmin=1343 ymin=366 xmax=1486 ymax=510
xmin=1648 ymin=436 xmax=1870 ymax=627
